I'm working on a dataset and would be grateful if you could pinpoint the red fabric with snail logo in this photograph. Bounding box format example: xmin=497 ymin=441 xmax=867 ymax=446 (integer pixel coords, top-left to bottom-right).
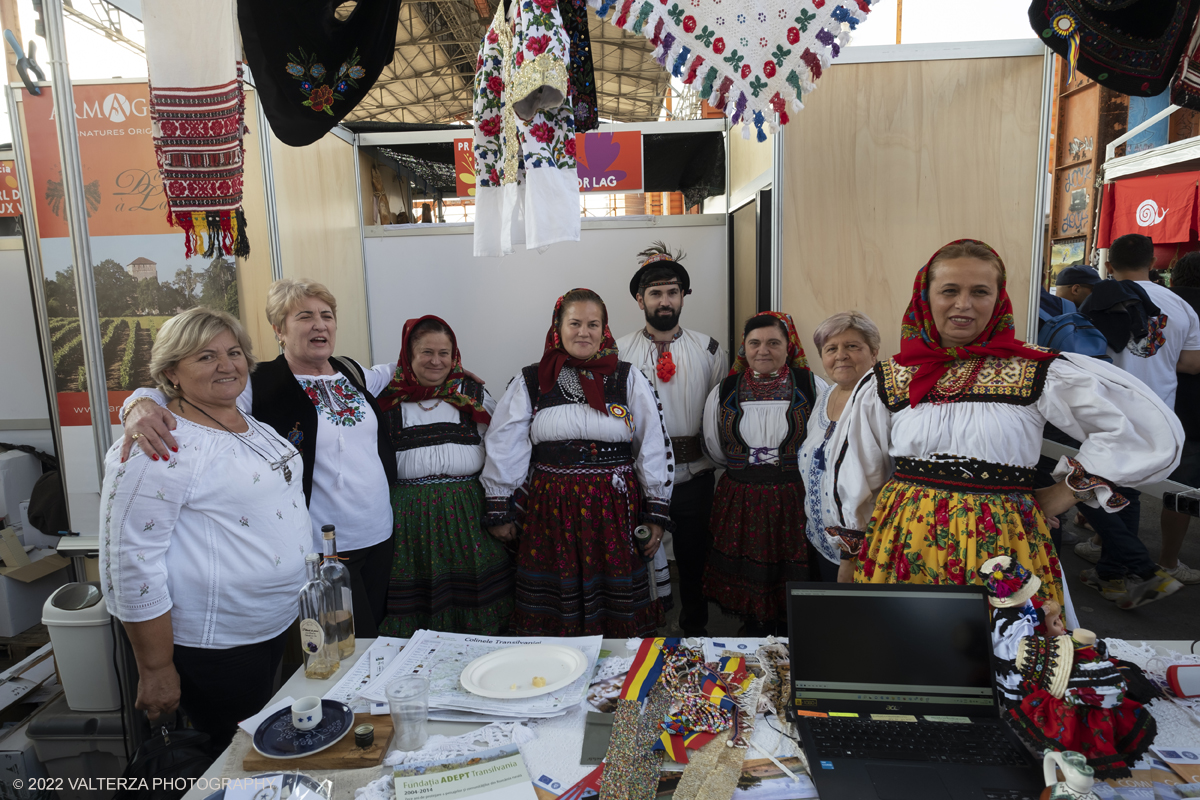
xmin=1097 ymin=171 xmax=1198 ymax=247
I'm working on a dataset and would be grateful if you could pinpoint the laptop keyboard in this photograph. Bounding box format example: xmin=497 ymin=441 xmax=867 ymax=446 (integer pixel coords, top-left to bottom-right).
xmin=806 ymin=717 xmax=1029 ymax=766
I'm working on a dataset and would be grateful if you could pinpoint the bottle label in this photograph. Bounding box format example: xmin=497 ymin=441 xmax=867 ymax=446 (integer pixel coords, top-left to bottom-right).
xmin=299 ymin=618 xmax=324 ymax=654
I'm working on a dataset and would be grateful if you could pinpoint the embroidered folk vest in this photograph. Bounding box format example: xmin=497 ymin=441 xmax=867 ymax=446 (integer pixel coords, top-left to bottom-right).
xmin=382 ymin=378 xmax=487 ymax=452
xmin=873 ymin=353 xmax=1057 ymax=413
xmin=520 ymin=361 xmax=633 ymax=413
xmin=716 ymin=367 xmax=817 ymax=473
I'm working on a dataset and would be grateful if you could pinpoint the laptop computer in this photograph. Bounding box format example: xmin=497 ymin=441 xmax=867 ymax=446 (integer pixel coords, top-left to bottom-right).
xmin=785 ymin=582 xmax=1042 ymax=800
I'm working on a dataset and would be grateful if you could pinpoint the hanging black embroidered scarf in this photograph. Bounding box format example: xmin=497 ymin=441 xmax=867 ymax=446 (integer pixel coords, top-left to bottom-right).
xmin=238 ymin=0 xmax=402 ymax=147
xmin=1028 ymin=0 xmax=1200 ymax=96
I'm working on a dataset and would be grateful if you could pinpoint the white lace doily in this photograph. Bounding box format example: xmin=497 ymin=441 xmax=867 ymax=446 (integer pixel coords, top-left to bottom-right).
xmin=593 ymin=655 xmax=634 ymax=684
xmin=1104 ymin=638 xmax=1200 ymax=745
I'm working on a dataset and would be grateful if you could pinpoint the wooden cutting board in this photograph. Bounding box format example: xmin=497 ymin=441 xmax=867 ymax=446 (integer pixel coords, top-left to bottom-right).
xmin=242 ymin=712 xmax=394 ymax=771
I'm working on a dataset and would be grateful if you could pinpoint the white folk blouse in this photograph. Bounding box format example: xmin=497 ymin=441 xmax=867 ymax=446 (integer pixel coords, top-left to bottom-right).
xmin=481 ymin=367 xmax=674 ymax=505
xmin=834 ymin=352 xmax=1184 ymax=532
xmin=616 ymin=328 xmax=728 ymax=484
xmin=98 ymin=414 xmax=312 ymax=649
xmin=797 ymin=383 xmax=847 ymax=566
xmin=126 ymin=359 xmax=396 ymax=553
xmin=394 ymin=391 xmax=498 ymax=480
xmin=700 ymin=375 xmax=830 ymax=467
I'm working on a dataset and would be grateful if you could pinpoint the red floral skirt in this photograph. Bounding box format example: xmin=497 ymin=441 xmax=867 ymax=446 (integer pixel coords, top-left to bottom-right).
xmin=1008 ymin=689 xmax=1156 ymax=778
xmin=511 ymin=464 xmax=662 ymax=637
xmin=702 ymin=472 xmax=814 ymax=624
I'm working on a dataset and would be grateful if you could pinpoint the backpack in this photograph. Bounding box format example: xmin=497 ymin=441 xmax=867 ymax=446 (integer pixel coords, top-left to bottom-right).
xmin=1037 ymin=310 xmax=1112 ymax=362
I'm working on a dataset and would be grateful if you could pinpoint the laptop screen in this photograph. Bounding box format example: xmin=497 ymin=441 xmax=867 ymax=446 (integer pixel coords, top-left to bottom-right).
xmin=786 ymin=584 xmax=999 ymax=718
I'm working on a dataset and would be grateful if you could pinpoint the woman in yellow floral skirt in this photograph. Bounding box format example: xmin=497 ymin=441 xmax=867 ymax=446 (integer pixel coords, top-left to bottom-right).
xmin=832 ymin=240 xmax=1183 ymax=608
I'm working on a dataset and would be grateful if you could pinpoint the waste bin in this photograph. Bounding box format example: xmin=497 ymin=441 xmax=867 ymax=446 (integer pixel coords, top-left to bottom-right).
xmin=42 ymin=583 xmax=121 ymax=712
xmin=27 ymin=694 xmax=127 ymax=800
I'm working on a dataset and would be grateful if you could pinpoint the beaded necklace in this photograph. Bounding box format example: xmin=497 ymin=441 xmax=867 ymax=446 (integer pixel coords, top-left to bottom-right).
xmin=742 ymin=369 xmax=792 ymax=402
xmin=928 ymin=356 xmax=985 ymax=404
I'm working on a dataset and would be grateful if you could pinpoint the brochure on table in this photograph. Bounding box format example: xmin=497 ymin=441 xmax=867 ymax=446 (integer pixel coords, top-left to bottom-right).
xmin=394 ymin=744 xmax=538 ymax=800
xmin=324 ymin=636 xmax=407 ymax=714
xmin=358 ymin=630 xmax=602 ymax=720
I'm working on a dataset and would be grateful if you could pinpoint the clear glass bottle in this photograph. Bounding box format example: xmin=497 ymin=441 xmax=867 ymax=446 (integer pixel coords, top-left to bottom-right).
xmin=320 ymin=524 xmax=355 ymax=659
xmin=299 ymin=552 xmax=340 ymax=679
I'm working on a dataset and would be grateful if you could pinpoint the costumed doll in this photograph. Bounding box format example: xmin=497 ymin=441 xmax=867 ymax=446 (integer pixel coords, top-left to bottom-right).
xmin=983 ymin=556 xmax=1156 ymax=778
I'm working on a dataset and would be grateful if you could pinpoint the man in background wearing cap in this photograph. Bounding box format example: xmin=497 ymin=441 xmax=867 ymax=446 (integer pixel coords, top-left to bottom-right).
xmin=1055 ymin=265 xmax=1102 ymax=310
xmin=1073 ymin=234 xmax=1200 ymax=606
xmin=616 ymin=242 xmax=727 ymax=636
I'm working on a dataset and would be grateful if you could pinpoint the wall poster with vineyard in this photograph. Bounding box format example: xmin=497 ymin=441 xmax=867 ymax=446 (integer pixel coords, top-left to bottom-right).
xmin=22 ymin=81 xmax=241 ymax=427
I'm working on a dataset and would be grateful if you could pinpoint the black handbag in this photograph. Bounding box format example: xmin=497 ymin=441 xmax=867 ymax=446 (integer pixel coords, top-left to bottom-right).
xmin=114 ymin=715 xmax=213 ymax=800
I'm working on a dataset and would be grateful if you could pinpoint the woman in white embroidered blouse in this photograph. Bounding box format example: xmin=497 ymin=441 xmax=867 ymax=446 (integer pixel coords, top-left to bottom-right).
xmin=797 ymin=311 xmax=881 ymax=583
xmin=835 ymin=239 xmax=1184 ymax=611
xmin=481 ymin=289 xmax=673 ymax=637
xmin=120 ymin=279 xmax=404 ymax=639
xmin=700 ymin=312 xmax=826 ymax=635
xmin=99 ymin=308 xmax=310 ymax=751
xmin=373 ymin=316 xmax=513 ymax=637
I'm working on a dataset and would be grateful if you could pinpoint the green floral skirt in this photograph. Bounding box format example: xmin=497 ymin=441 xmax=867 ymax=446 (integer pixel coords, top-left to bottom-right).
xmin=379 ymin=477 xmax=514 ymax=637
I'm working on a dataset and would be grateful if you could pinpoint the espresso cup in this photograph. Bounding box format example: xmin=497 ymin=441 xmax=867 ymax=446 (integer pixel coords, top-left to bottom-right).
xmin=292 ymin=696 xmax=323 ymax=731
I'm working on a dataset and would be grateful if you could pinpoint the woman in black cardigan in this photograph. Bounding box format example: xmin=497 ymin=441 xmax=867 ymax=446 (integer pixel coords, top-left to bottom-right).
xmin=120 ymin=279 xmax=397 ymax=637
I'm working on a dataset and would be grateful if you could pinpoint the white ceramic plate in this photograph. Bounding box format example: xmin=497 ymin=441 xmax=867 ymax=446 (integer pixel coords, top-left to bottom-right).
xmin=459 ymin=644 xmax=589 ymax=699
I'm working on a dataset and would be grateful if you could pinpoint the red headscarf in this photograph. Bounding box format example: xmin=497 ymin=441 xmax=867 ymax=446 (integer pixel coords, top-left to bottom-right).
xmin=730 ymin=311 xmax=810 ymax=375
xmin=538 ymin=289 xmax=619 ymax=413
xmin=896 ymin=239 xmax=1056 ymax=407
xmin=376 ymin=315 xmax=491 ymax=424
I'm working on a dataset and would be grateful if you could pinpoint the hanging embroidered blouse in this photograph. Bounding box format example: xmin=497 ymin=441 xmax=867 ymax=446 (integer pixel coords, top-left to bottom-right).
xmin=472 ymin=0 xmax=581 ymax=257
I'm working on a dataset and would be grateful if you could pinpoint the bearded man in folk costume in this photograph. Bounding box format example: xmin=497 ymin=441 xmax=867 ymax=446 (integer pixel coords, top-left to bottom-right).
xmin=615 ymin=243 xmax=728 ymax=636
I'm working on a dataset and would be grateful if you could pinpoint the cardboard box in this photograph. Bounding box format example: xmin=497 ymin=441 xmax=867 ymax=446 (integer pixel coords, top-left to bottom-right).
xmin=0 ymin=532 xmax=71 ymax=638
xmin=0 ymin=719 xmax=55 ymax=800
xmin=0 ymin=451 xmax=40 ymax=527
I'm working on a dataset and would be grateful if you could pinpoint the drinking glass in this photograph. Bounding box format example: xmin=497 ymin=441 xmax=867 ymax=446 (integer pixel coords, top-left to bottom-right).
xmin=386 ymin=676 xmax=430 ymax=751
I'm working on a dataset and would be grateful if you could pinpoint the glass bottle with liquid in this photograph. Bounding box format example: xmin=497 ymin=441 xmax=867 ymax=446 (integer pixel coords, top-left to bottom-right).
xmin=299 ymin=552 xmax=340 ymax=679
xmin=320 ymin=524 xmax=355 ymax=659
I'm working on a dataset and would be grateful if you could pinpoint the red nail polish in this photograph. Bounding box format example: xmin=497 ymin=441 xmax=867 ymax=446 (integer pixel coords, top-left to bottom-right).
xmin=151 ymin=454 xmax=159 ymax=461
xmin=170 ymin=446 xmax=178 ymax=453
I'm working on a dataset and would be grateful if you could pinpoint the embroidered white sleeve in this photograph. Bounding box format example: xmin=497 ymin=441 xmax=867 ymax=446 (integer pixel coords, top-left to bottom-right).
xmin=481 ymin=376 xmax=535 ymax=500
xmin=834 ymin=373 xmax=894 ymax=531
xmin=627 ymin=367 xmax=673 ymax=503
xmin=1041 ymin=352 xmax=1184 ymax=509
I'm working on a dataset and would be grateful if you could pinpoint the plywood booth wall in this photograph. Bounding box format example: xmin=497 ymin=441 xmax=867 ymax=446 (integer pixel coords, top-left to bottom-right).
xmin=779 ymin=49 xmax=1043 ymax=360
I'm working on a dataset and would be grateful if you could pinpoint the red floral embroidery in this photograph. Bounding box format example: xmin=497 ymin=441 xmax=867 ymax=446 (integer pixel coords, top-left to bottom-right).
xmin=533 ymin=0 xmax=556 ymax=10
xmin=740 ymin=64 xmax=752 ymax=79
xmin=489 ymin=168 xmax=500 ymax=184
xmin=487 ymin=76 xmax=504 ymax=95
xmin=564 ymin=137 xmax=577 ymax=156
xmin=479 ymin=115 xmax=501 ymax=137
xmin=308 ymin=84 xmax=335 ymax=112
xmin=530 ymin=122 xmax=555 ymax=143
xmin=683 ymin=15 xmax=697 ymax=32
xmin=516 ymin=51 xmax=525 ymax=67
xmin=487 ymin=29 xmax=499 ymax=44
xmin=526 ymin=34 xmax=551 ymax=56
xmin=763 ymin=61 xmax=776 ymax=78
xmin=713 ymin=37 xmax=726 ymax=54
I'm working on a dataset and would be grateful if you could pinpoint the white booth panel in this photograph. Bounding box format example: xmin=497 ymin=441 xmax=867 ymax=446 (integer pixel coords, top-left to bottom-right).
xmin=364 ymin=216 xmax=730 ymax=389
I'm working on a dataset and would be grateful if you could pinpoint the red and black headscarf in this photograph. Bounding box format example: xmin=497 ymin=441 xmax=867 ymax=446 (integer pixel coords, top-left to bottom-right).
xmin=538 ymin=289 xmax=619 ymax=413
xmin=730 ymin=311 xmax=810 ymax=375
xmin=896 ymin=239 xmax=1056 ymax=408
xmin=377 ymin=315 xmax=491 ymax=424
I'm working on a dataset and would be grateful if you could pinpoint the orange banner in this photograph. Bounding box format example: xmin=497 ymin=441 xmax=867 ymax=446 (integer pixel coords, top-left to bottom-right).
xmin=23 ymin=84 xmax=170 ymax=237
xmin=454 ymin=138 xmax=476 ymax=198
xmin=0 ymin=161 xmax=22 ymax=217
xmin=576 ymin=131 xmax=642 ymax=193
xmin=56 ymin=391 xmax=132 ymax=426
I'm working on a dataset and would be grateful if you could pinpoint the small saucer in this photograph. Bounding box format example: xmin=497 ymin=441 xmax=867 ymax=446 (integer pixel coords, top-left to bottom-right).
xmin=252 ymin=699 xmax=354 ymax=759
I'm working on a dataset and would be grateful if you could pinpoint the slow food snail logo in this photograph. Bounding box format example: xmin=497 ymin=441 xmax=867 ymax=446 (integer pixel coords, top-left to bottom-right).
xmin=1137 ymin=199 xmax=1168 ymax=227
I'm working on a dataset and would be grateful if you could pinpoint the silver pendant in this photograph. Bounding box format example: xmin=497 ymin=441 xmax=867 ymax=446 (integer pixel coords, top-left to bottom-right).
xmin=283 ymin=464 xmax=293 ymax=484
